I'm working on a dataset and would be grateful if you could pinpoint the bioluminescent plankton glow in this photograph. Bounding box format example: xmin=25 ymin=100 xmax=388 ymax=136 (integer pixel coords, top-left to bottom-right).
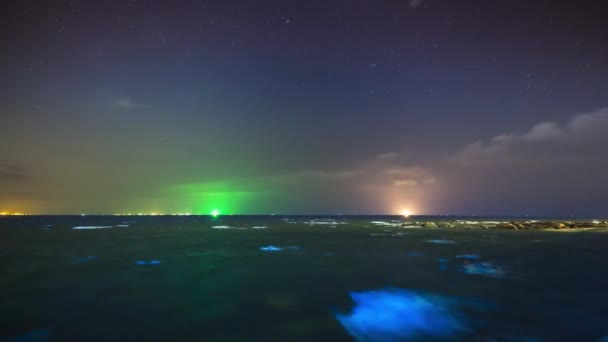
xmin=460 ymin=262 xmax=508 ymax=278
xmin=336 ymin=289 xmax=466 ymax=340
xmin=260 ymin=245 xmax=282 ymax=252
xmin=456 ymin=254 xmax=482 ymax=260
xmin=427 ymin=239 xmax=458 ymax=245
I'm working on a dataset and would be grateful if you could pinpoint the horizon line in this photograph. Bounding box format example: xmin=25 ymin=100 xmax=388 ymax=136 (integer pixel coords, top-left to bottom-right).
xmin=1 ymin=213 xmax=606 ymax=218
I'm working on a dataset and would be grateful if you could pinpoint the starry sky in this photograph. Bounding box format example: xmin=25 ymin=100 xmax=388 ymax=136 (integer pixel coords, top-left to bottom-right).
xmin=1 ymin=0 xmax=607 ymax=215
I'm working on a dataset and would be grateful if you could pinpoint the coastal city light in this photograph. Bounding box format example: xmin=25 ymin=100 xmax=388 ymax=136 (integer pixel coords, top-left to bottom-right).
xmin=400 ymin=209 xmax=412 ymax=217
xmin=210 ymin=209 xmax=220 ymax=218
xmin=112 ymin=213 xmax=195 ymax=216
xmin=0 ymin=212 xmax=26 ymax=216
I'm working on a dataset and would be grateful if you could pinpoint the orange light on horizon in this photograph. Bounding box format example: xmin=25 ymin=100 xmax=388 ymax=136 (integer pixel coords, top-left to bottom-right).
xmin=400 ymin=209 xmax=412 ymax=217
xmin=0 ymin=212 xmax=27 ymax=216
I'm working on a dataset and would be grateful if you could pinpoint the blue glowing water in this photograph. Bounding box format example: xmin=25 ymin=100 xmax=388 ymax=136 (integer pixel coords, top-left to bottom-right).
xmin=438 ymin=258 xmax=449 ymax=271
xmin=135 ymin=260 xmax=161 ymax=266
xmin=260 ymin=245 xmax=282 ymax=252
xmin=1 ymin=215 xmax=607 ymax=341
xmin=455 ymin=254 xmax=481 ymax=260
xmin=460 ymin=262 xmax=507 ymax=278
xmin=336 ymin=289 xmax=465 ymax=340
xmin=426 ymin=239 xmax=458 ymax=245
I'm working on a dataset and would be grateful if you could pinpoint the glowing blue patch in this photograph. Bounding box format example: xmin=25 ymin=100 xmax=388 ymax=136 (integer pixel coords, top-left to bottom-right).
xmin=438 ymin=258 xmax=449 ymax=270
xmin=427 ymin=239 xmax=458 ymax=245
xmin=456 ymin=254 xmax=481 ymax=260
xmin=460 ymin=262 xmax=506 ymax=278
xmin=72 ymin=255 xmax=97 ymax=264
xmin=72 ymin=226 xmax=113 ymax=230
xmin=260 ymin=245 xmax=282 ymax=252
xmin=336 ymin=289 xmax=465 ymax=341
xmin=135 ymin=260 xmax=160 ymax=266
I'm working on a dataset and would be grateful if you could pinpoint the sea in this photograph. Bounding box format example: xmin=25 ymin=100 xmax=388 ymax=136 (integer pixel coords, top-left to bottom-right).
xmin=1 ymin=215 xmax=607 ymax=341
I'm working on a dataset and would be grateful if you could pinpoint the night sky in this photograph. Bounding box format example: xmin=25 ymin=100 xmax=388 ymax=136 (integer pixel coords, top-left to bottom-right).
xmin=1 ymin=0 xmax=607 ymax=215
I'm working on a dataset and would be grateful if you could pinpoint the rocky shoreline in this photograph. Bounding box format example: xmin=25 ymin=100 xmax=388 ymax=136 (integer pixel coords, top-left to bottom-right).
xmin=401 ymin=220 xmax=608 ymax=230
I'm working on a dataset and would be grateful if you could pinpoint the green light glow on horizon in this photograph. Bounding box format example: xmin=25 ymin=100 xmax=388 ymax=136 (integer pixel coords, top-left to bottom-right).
xmin=171 ymin=180 xmax=275 ymax=215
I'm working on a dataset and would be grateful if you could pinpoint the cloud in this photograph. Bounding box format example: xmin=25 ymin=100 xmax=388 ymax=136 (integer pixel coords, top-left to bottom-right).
xmin=0 ymin=160 xmax=27 ymax=181
xmin=110 ymin=105 xmax=608 ymax=215
xmin=394 ymin=179 xmax=418 ymax=186
xmin=167 ymin=152 xmax=439 ymax=214
xmin=265 ymin=153 xmax=437 ymax=190
xmin=436 ymin=107 xmax=608 ymax=215
xmin=409 ymin=0 xmax=425 ymax=9
xmin=114 ymin=97 xmax=141 ymax=109
xmin=376 ymin=152 xmax=399 ymax=160
xmin=272 ymin=169 xmax=362 ymax=183
xmin=270 ymin=153 xmax=438 ymax=213
xmin=450 ymin=107 xmax=608 ymax=165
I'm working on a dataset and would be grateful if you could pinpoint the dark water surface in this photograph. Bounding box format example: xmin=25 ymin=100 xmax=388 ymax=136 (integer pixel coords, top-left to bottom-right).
xmin=1 ymin=216 xmax=607 ymax=341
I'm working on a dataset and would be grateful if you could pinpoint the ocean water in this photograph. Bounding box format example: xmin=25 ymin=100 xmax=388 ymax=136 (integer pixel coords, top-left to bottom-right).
xmin=1 ymin=216 xmax=607 ymax=341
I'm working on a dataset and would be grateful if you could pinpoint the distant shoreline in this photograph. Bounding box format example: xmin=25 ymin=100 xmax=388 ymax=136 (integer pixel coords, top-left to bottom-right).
xmin=2 ymin=215 xmax=607 ymax=232
xmin=399 ymin=220 xmax=608 ymax=231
